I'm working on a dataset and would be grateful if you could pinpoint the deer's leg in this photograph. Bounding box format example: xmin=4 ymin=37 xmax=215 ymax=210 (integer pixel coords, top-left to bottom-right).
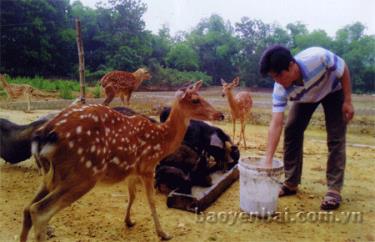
xmin=26 ymin=92 xmax=31 ymax=111
xmin=34 ymin=157 xmax=43 ymax=174
xmin=125 ymin=177 xmax=137 ymax=227
xmin=103 ymin=85 xmax=115 ymax=106
xmin=142 ymin=176 xmax=171 ymax=240
xmin=29 ymin=181 xmax=95 ymax=242
xmin=241 ymin=120 xmax=247 ymax=149
xmin=120 ymin=93 xmax=126 ymax=106
xmin=232 ymin=118 xmax=236 ymax=144
xmin=20 ymin=184 xmax=49 ymax=242
xmin=126 ymin=92 xmax=132 ymax=105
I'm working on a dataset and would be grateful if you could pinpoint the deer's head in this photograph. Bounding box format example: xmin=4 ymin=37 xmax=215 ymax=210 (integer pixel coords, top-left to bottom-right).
xmin=134 ymin=68 xmax=152 ymax=81
xmin=220 ymin=77 xmax=240 ymax=97
xmin=175 ymin=81 xmax=224 ymax=121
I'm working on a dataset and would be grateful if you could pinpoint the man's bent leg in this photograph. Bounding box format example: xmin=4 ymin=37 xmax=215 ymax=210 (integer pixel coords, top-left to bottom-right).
xmin=322 ymin=90 xmax=347 ymax=192
xmin=284 ymin=102 xmax=319 ymax=186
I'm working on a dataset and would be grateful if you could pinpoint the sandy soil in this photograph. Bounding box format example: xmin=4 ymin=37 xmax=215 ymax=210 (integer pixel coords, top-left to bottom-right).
xmin=1 ymin=107 xmax=375 ymax=242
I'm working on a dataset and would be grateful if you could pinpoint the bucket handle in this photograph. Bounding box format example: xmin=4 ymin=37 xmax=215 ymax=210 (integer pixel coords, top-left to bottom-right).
xmin=266 ymin=175 xmax=283 ymax=187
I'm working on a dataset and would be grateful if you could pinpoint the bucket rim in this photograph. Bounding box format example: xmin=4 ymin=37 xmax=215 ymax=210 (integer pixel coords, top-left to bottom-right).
xmin=239 ymin=156 xmax=284 ymax=173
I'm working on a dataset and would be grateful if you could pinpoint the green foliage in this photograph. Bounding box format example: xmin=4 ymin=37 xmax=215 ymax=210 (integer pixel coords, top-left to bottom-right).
xmin=294 ymin=30 xmax=333 ymax=52
xmin=93 ymin=83 xmax=101 ymax=98
xmin=166 ymin=43 xmax=199 ymax=71
xmin=235 ymin=18 xmax=275 ymax=87
xmin=149 ymin=26 xmax=173 ymax=66
xmin=85 ymin=69 xmax=112 ymax=83
xmin=94 ymin=0 xmax=151 ymax=71
xmin=332 ymin=23 xmax=375 ymax=92
xmin=159 ymin=69 xmax=212 ymax=87
xmin=108 ymin=45 xmax=144 ymax=71
xmin=186 ymin=14 xmax=240 ymax=84
xmin=1 ymin=0 xmax=75 ymax=77
xmin=150 ymin=63 xmax=212 ymax=87
xmin=286 ymin=22 xmax=308 ymax=49
xmin=4 ymin=76 xmax=80 ymax=100
xmin=0 ymin=89 xmax=7 ymax=97
xmin=59 ymin=86 xmax=74 ymax=99
xmin=0 ymin=1 xmax=373 ymax=93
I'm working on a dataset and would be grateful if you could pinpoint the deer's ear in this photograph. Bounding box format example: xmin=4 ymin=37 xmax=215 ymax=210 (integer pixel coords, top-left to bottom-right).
xmin=192 ymin=80 xmax=202 ymax=91
xmin=233 ymin=77 xmax=240 ymax=86
xmin=220 ymin=79 xmax=227 ymax=86
xmin=180 ymin=81 xmax=193 ymax=90
xmin=175 ymin=89 xmax=186 ymax=100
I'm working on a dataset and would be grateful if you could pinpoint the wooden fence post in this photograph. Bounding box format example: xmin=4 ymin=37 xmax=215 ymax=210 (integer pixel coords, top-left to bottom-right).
xmin=75 ymin=18 xmax=86 ymax=104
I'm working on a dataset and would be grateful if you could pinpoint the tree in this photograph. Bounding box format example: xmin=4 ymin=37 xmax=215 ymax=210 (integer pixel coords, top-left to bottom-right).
xmin=0 ymin=0 xmax=75 ymax=77
xmin=187 ymin=14 xmax=239 ymax=84
xmin=71 ymin=0 xmax=105 ymax=71
xmin=331 ymin=22 xmax=375 ymax=92
xmin=293 ymin=30 xmax=333 ymax=53
xmin=286 ymin=22 xmax=308 ymax=48
xmin=166 ymin=43 xmax=199 ymax=71
xmin=235 ymin=18 xmax=274 ymax=87
xmin=88 ymin=0 xmax=151 ymax=71
xmin=149 ymin=25 xmax=172 ymax=67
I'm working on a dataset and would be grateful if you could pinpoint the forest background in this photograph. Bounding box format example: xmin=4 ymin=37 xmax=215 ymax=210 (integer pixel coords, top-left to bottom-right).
xmin=1 ymin=0 xmax=374 ymax=93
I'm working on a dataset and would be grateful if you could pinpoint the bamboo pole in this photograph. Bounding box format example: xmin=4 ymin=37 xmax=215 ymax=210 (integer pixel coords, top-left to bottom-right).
xmin=75 ymin=18 xmax=86 ymax=104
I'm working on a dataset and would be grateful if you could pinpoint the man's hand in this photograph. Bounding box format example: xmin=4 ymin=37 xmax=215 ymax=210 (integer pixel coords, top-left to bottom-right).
xmin=341 ymin=64 xmax=354 ymax=123
xmin=342 ymin=100 xmax=354 ymax=122
xmin=264 ymin=112 xmax=284 ymax=169
xmin=262 ymin=157 xmax=274 ymax=168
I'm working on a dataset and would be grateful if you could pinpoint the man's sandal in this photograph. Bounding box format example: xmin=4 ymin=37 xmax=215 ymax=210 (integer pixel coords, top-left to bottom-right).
xmin=320 ymin=192 xmax=341 ymax=210
xmin=279 ymin=185 xmax=297 ymax=197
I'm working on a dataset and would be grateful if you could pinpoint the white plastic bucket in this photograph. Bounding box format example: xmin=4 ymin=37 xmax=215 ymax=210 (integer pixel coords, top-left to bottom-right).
xmin=238 ymin=156 xmax=284 ymax=217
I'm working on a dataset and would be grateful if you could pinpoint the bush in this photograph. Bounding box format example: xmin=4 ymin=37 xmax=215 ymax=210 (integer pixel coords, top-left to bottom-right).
xmin=85 ymin=69 xmax=113 ymax=84
xmin=150 ymin=64 xmax=212 ymax=87
xmin=0 ymin=89 xmax=7 ymax=97
xmin=93 ymin=83 xmax=101 ymax=98
xmin=59 ymin=86 xmax=74 ymax=99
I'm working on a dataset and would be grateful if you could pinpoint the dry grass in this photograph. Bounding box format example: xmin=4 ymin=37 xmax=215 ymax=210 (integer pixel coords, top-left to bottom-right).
xmin=0 ymin=90 xmax=374 ymax=242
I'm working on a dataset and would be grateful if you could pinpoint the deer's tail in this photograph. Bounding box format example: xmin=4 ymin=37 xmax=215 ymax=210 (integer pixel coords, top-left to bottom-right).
xmin=31 ymin=129 xmax=59 ymax=176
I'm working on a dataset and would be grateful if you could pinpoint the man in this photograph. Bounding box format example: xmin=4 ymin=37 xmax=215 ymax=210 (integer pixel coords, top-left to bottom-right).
xmin=259 ymin=45 xmax=354 ymax=210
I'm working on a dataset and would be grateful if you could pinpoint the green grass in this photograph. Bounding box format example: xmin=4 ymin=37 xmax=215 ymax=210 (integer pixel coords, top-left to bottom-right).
xmin=0 ymin=76 xmax=85 ymax=99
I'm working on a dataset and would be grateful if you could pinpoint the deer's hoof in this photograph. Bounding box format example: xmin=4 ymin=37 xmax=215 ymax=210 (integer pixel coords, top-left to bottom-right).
xmin=159 ymin=231 xmax=172 ymax=240
xmin=125 ymin=219 xmax=136 ymax=228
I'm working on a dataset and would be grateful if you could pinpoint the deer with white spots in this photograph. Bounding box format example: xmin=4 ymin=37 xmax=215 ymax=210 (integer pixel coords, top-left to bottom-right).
xmin=20 ymin=81 xmax=224 ymax=242
xmin=221 ymin=77 xmax=252 ymax=148
xmin=100 ymin=68 xmax=151 ymax=106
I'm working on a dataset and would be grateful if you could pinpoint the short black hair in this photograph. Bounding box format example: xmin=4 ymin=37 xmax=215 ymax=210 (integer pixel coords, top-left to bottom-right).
xmin=259 ymin=45 xmax=295 ymax=77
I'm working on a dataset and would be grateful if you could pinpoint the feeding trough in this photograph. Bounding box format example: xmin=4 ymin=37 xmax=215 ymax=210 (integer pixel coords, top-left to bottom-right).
xmin=166 ymin=164 xmax=239 ymax=213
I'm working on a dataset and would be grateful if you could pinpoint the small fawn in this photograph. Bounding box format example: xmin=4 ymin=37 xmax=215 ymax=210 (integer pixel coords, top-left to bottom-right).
xmin=100 ymin=68 xmax=151 ymax=106
xmin=221 ymin=77 xmax=252 ymax=148
xmin=20 ymin=81 xmax=224 ymax=242
xmin=0 ymin=74 xmax=33 ymax=111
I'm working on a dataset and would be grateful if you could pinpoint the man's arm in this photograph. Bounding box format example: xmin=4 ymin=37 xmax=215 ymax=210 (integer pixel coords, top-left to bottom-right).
xmin=264 ymin=112 xmax=284 ymax=166
xmin=341 ymin=64 xmax=354 ymax=122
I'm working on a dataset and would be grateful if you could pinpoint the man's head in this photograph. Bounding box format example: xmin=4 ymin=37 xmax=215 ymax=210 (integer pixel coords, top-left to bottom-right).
xmin=259 ymin=45 xmax=300 ymax=88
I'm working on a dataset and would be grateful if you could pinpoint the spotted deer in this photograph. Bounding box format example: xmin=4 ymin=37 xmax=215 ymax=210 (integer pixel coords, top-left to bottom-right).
xmin=0 ymin=74 xmax=57 ymax=111
xmin=221 ymin=77 xmax=252 ymax=148
xmin=20 ymin=81 xmax=224 ymax=242
xmin=100 ymin=68 xmax=151 ymax=106
xmin=0 ymin=74 xmax=33 ymax=111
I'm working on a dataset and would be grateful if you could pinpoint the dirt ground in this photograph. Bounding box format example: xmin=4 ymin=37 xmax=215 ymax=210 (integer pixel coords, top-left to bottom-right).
xmin=1 ymin=94 xmax=375 ymax=242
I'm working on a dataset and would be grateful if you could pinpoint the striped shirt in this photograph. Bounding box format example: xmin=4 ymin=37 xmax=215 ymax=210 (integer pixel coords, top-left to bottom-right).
xmin=272 ymin=47 xmax=346 ymax=113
